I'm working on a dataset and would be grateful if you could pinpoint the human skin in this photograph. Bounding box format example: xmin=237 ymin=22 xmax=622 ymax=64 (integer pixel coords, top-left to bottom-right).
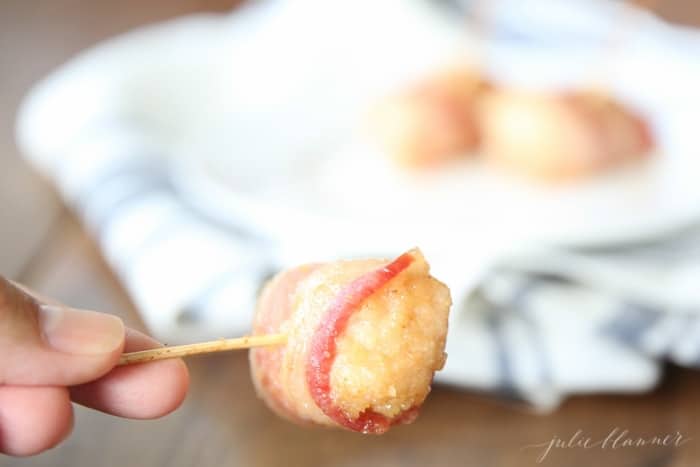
xmin=0 ymin=276 xmax=189 ymax=456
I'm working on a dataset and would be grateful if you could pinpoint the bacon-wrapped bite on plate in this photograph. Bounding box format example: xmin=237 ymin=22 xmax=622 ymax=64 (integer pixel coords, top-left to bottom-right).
xmin=479 ymin=89 xmax=654 ymax=182
xmin=369 ymin=67 xmax=490 ymax=168
xmin=249 ymin=248 xmax=451 ymax=434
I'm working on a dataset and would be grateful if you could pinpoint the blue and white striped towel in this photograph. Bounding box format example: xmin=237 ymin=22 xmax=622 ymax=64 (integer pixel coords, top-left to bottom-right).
xmin=16 ymin=0 xmax=700 ymax=410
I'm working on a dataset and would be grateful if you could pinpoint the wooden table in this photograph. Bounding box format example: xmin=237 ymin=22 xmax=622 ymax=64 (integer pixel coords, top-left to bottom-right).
xmin=2 ymin=1 xmax=700 ymax=466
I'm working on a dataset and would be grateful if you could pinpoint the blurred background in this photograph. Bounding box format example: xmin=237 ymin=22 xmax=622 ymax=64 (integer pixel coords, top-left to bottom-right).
xmin=3 ymin=1 xmax=700 ymax=466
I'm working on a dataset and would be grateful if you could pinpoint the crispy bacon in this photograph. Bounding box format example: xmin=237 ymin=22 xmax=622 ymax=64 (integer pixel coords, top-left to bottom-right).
xmin=306 ymin=252 xmax=414 ymax=434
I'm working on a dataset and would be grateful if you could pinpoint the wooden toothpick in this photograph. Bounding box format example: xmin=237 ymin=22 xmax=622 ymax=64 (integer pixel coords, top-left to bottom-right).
xmin=118 ymin=333 xmax=287 ymax=366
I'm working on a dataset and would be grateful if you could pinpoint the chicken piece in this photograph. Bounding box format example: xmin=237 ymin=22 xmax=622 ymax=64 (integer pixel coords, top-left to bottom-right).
xmin=249 ymin=248 xmax=451 ymax=434
xmin=479 ymin=89 xmax=654 ymax=182
xmin=369 ymin=67 xmax=490 ymax=168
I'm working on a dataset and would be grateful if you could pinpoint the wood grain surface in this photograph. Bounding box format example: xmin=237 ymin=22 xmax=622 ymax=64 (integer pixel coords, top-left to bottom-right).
xmin=1 ymin=1 xmax=700 ymax=466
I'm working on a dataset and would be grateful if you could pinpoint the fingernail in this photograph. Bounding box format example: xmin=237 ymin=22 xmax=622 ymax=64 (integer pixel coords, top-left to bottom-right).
xmin=39 ymin=305 xmax=125 ymax=355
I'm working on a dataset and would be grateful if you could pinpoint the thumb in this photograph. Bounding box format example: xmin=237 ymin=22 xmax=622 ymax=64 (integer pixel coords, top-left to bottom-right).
xmin=0 ymin=276 xmax=125 ymax=386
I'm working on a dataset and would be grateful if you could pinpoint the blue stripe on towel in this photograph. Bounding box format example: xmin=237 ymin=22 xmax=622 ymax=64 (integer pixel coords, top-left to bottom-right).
xmin=600 ymin=302 xmax=662 ymax=349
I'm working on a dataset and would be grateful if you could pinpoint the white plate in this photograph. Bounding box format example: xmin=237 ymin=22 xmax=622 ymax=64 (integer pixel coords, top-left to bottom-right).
xmin=170 ymin=0 xmax=700 ymax=268
xmin=16 ymin=0 xmax=700 ymax=309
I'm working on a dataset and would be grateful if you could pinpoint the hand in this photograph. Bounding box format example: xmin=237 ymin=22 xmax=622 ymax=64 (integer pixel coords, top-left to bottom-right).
xmin=0 ymin=276 xmax=189 ymax=456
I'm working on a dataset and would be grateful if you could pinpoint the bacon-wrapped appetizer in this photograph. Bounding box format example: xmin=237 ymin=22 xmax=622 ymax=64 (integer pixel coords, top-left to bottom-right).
xmin=369 ymin=67 xmax=490 ymax=168
xmin=249 ymin=248 xmax=451 ymax=434
xmin=479 ymin=89 xmax=654 ymax=181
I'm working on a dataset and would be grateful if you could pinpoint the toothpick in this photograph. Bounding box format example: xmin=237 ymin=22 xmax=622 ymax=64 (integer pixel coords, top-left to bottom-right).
xmin=118 ymin=333 xmax=287 ymax=366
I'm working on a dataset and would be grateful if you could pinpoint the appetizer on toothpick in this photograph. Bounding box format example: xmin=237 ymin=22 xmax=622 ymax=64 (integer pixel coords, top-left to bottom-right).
xmin=120 ymin=248 xmax=452 ymax=435
xmin=250 ymin=248 xmax=451 ymax=434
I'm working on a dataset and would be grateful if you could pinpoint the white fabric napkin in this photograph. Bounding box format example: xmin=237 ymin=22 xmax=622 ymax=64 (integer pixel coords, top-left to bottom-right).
xmin=16 ymin=0 xmax=700 ymax=409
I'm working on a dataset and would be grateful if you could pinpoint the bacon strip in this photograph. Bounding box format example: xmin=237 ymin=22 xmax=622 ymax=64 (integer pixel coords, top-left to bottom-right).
xmin=305 ymin=251 xmax=415 ymax=434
